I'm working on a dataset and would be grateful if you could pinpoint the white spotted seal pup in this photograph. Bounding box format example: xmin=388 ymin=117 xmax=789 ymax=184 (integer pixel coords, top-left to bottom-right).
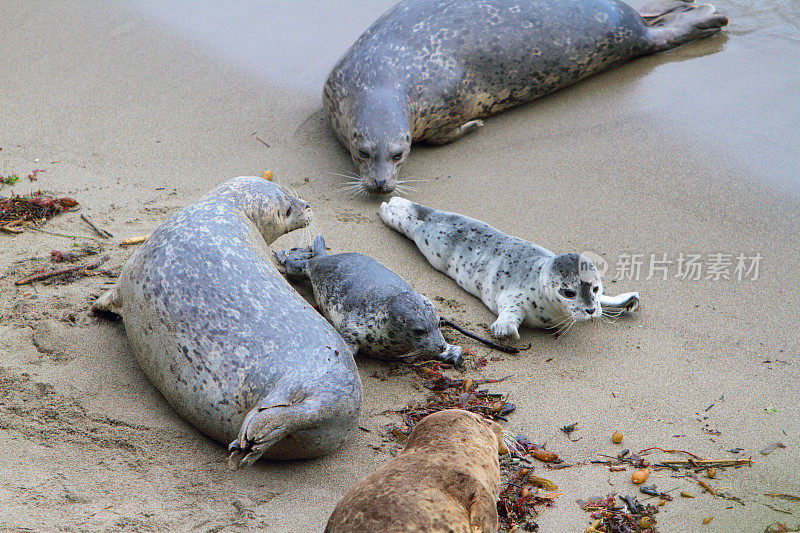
xmin=274 ymin=235 xmax=464 ymax=366
xmin=324 ymin=0 xmax=728 ymax=194
xmin=325 ymin=409 xmax=504 ymax=533
xmin=380 ymin=197 xmax=639 ymax=339
xmin=93 ymin=177 xmax=362 ymax=468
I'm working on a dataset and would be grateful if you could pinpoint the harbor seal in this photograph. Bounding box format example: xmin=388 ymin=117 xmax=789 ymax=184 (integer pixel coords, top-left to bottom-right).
xmin=274 ymin=235 xmax=463 ymax=366
xmin=93 ymin=177 xmax=363 ymax=467
xmin=324 ymin=0 xmax=728 ymax=194
xmin=380 ymin=197 xmax=639 ymax=339
xmin=325 ymin=409 xmax=503 ymax=533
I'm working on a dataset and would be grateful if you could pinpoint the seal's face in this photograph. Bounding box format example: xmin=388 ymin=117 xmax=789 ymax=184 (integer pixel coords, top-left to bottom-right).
xmin=545 ymin=253 xmax=603 ymax=321
xmin=351 ymin=130 xmax=410 ymax=194
xmin=387 ymin=292 xmax=448 ymax=357
xmin=277 ymin=190 xmax=313 ymax=234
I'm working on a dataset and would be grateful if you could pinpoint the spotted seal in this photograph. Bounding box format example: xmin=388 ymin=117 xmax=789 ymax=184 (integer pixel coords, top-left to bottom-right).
xmin=380 ymin=197 xmax=639 ymax=339
xmin=274 ymin=235 xmax=463 ymax=366
xmin=324 ymin=0 xmax=728 ymax=194
xmin=325 ymin=409 xmax=503 ymax=533
xmin=93 ymin=177 xmax=362 ymax=468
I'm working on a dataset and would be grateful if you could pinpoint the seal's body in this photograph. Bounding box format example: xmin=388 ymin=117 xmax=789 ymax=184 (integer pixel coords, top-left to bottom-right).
xmin=324 ymin=0 xmax=728 ymax=193
xmin=93 ymin=177 xmax=362 ymax=467
xmin=275 ymin=236 xmax=463 ymax=365
xmin=325 ymin=409 xmax=503 ymax=533
xmin=380 ymin=197 xmax=639 ymax=339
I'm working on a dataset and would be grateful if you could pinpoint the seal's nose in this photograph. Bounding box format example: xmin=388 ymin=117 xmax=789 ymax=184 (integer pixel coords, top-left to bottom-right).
xmin=373 ymin=179 xmax=387 ymax=191
xmin=586 ymin=308 xmax=596 ymax=315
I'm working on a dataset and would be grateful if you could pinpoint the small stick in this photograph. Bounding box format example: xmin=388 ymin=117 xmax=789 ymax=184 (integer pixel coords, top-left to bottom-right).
xmin=639 ymin=447 xmax=703 ymax=459
xmin=80 ymin=213 xmax=113 ymax=238
xmin=1 ymin=224 xmax=23 ymax=234
xmin=15 ymin=254 xmax=109 ymax=285
xmin=121 ymin=234 xmax=149 ymax=246
xmin=440 ymin=317 xmax=520 ymax=354
xmin=252 ymin=133 xmax=270 ymax=148
xmin=661 ymin=458 xmax=753 ymax=467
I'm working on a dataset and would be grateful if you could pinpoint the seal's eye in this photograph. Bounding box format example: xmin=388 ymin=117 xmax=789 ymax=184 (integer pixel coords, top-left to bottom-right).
xmin=391 ymin=152 xmax=403 ymax=161
xmin=592 ymin=286 xmax=599 ymax=294
xmin=412 ymin=328 xmax=425 ymax=336
xmin=560 ymin=288 xmax=576 ymax=299
xmin=358 ymin=150 xmax=370 ymax=159
xmin=285 ymin=206 xmax=292 ymax=217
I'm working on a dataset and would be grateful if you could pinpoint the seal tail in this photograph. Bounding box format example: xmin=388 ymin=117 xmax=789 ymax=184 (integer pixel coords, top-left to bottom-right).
xmin=379 ymin=197 xmax=428 ymax=239
xmin=639 ymin=0 xmax=728 ymax=52
xmin=273 ymin=234 xmax=327 ymax=280
xmin=92 ymin=286 xmax=123 ymax=316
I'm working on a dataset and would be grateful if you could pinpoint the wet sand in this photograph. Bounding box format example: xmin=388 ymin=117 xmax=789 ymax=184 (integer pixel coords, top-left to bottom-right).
xmin=1 ymin=0 xmax=798 ymax=531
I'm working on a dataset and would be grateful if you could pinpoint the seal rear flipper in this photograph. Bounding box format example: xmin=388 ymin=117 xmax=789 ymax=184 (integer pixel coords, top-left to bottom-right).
xmin=379 ymin=197 xmax=425 ymax=239
xmin=228 ymin=399 xmax=298 ymax=469
xmin=273 ymin=235 xmax=328 ymax=280
xmin=92 ymin=285 xmax=123 ymax=317
xmin=641 ymin=1 xmax=728 ymax=52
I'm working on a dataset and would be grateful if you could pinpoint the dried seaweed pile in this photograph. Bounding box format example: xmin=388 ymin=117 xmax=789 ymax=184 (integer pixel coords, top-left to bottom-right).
xmin=394 ymin=363 xmax=516 ymax=427
xmin=0 ymin=191 xmax=77 ymax=233
xmin=579 ymin=494 xmax=660 ymax=533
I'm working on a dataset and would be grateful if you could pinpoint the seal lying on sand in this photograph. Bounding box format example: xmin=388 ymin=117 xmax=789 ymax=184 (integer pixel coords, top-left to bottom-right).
xmin=324 ymin=0 xmax=728 ymax=194
xmin=275 ymin=235 xmax=463 ymax=366
xmin=380 ymin=197 xmax=639 ymax=339
xmin=326 ymin=409 xmax=503 ymax=533
xmin=93 ymin=177 xmax=362 ymax=468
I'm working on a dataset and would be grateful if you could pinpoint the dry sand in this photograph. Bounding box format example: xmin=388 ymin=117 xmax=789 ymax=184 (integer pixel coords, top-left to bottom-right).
xmin=1 ymin=0 xmax=798 ymax=531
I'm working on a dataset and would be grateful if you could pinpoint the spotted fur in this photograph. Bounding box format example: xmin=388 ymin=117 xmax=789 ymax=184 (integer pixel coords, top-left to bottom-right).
xmin=93 ymin=177 xmax=363 ymax=467
xmin=275 ymin=236 xmax=462 ymax=365
xmin=324 ymin=0 xmax=728 ymax=192
xmin=380 ymin=197 xmax=639 ymax=339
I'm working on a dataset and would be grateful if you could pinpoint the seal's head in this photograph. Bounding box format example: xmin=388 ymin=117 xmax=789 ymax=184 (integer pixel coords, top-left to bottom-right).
xmin=351 ymin=89 xmax=412 ymax=194
xmin=209 ymin=177 xmax=313 ymax=245
xmin=404 ymin=409 xmax=502 ymax=458
xmin=386 ymin=291 xmax=448 ymax=357
xmin=542 ymin=253 xmax=603 ymax=321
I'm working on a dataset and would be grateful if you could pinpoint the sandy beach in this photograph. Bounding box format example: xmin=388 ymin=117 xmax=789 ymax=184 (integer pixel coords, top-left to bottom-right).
xmin=1 ymin=0 xmax=798 ymax=531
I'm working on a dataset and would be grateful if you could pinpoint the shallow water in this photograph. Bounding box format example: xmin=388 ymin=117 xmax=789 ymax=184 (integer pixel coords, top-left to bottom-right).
xmin=127 ymin=0 xmax=800 ymax=191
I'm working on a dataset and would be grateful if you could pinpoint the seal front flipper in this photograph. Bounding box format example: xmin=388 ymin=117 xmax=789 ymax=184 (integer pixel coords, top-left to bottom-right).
xmin=600 ymin=292 xmax=641 ymax=315
xmin=422 ymin=119 xmax=484 ymax=146
xmin=490 ymin=297 xmax=525 ymax=340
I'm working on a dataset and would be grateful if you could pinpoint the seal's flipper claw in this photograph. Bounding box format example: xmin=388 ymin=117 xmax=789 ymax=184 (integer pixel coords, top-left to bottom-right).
xmin=228 ymin=403 xmax=295 ymax=469
xmin=600 ymin=292 xmax=640 ymax=315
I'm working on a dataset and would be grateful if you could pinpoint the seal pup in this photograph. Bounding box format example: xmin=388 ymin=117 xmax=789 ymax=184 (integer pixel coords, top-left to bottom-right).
xmin=324 ymin=0 xmax=728 ymax=194
xmin=380 ymin=197 xmax=639 ymax=339
xmin=325 ymin=409 xmax=503 ymax=533
xmin=93 ymin=177 xmax=363 ymax=467
xmin=274 ymin=235 xmax=463 ymax=366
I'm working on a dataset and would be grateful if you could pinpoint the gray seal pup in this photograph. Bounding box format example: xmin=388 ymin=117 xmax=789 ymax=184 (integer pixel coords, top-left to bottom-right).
xmin=324 ymin=0 xmax=728 ymax=194
xmin=380 ymin=197 xmax=639 ymax=339
xmin=274 ymin=235 xmax=464 ymax=366
xmin=325 ymin=409 xmax=504 ymax=533
xmin=93 ymin=177 xmax=363 ymax=468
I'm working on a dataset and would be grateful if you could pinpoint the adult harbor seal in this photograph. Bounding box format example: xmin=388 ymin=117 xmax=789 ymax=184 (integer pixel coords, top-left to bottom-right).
xmin=325 ymin=409 xmax=503 ymax=533
xmin=380 ymin=197 xmax=639 ymax=339
xmin=93 ymin=177 xmax=363 ymax=467
xmin=324 ymin=0 xmax=728 ymax=194
xmin=275 ymin=235 xmax=463 ymax=366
